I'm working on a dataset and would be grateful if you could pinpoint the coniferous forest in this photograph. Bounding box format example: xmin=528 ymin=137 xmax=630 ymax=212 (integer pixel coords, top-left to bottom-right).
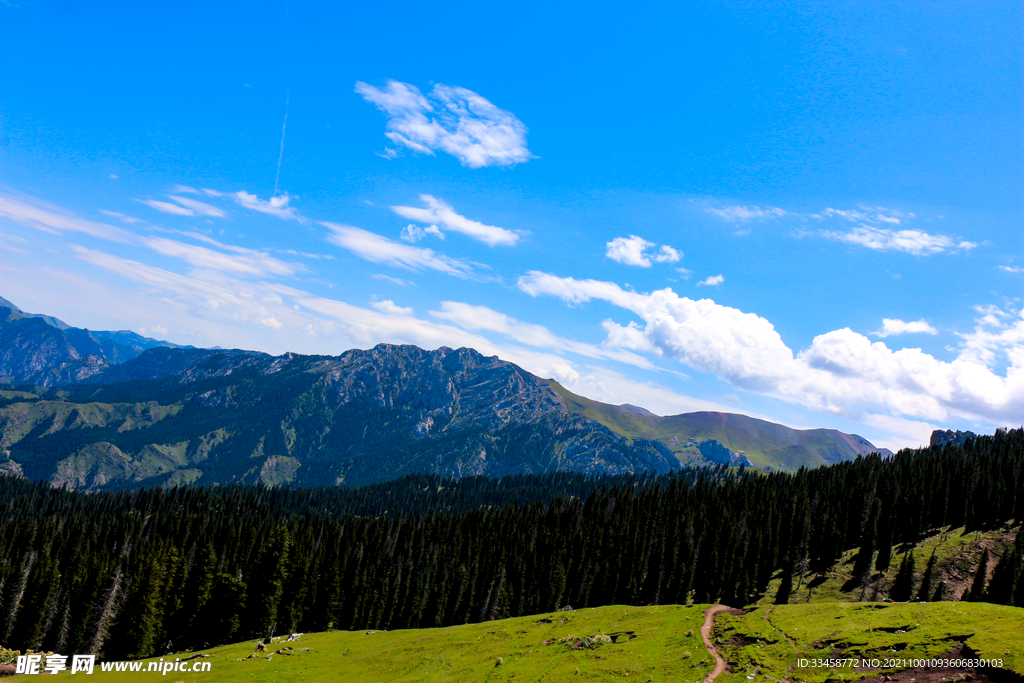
xmin=0 ymin=429 xmax=1021 ymax=662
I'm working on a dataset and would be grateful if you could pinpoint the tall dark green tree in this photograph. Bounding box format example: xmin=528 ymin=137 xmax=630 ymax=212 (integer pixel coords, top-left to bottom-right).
xmin=965 ymin=549 xmax=990 ymax=602
xmin=889 ymin=552 xmax=916 ymax=602
xmin=916 ymin=550 xmax=937 ymax=602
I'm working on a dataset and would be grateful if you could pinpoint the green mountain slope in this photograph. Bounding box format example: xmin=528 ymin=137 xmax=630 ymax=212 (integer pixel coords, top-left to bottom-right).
xmin=547 ymin=381 xmax=887 ymax=471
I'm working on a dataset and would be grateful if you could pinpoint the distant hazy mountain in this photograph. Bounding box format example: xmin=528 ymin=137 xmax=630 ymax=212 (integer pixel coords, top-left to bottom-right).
xmin=0 ymin=297 xmax=891 ymax=490
xmin=0 ymin=298 xmax=191 ymax=385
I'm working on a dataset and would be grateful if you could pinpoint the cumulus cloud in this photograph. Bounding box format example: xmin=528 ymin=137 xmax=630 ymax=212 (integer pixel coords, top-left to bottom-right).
xmin=517 ymin=271 xmax=1024 ymax=424
xmin=822 ymin=226 xmax=976 ymax=255
xmin=872 ymin=319 xmax=938 ymax=338
xmin=697 ymin=275 xmax=724 ymax=287
xmin=400 ymin=224 xmax=444 ymax=243
xmin=956 ymin=306 xmax=1024 ymax=367
xmin=392 ymin=195 xmax=519 ymax=246
xmin=355 ymin=80 xmax=532 ymax=168
xmin=605 ymin=235 xmax=682 ymax=267
xmin=322 ymin=223 xmax=473 ymax=277
xmin=705 ymin=205 xmax=785 ymax=221
xmin=233 ymin=192 xmax=299 ymax=220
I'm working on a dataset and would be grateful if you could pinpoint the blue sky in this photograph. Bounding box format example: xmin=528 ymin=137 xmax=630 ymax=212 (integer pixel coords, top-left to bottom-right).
xmin=0 ymin=0 xmax=1021 ymax=450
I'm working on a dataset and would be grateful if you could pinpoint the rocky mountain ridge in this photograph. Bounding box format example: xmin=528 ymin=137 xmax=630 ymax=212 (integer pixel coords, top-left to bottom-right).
xmin=0 ymin=296 xmax=892 ymax=490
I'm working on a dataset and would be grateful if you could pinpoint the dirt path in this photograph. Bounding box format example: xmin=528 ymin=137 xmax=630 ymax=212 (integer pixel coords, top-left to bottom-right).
xmin=701 ymin=605 xmax=737 ymax=683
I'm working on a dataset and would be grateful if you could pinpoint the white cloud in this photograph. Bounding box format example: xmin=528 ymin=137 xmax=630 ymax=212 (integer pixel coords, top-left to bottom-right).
xmin=322 ymin=223 xmax=473 ymax=277
xmin=872 ymin=318 xmax=938 ymax=338
xmin=370 ymin=299 xmax=413 ymax=315
xmin=606 ymin=235 xmax=655 ymax=266
xmin=143 ymin=236 xmax=297 ymax=277
xmin=140 ymin=195 xmax=227 ymax=218
xmin=697 ymin=274 xmax=724 ymax=287
xmin=605 ymin=235 xmax=682 ymax=267
xmin=815 ymin=207 xmax=913 ymax=224
xmin=430 ymin=301 xmax=654 ymax=369
xmin=392 ymin=195 xmax=519 ymax=246
xmin=956 ymin=306 xmax=1024 ymax=367
xmin=822 ymin=226 xmax=975 ymax=255
xmin=999 ymin=265 xmax=1024 ymax=273
xmin=99 ymin=210 xmax=145 ymax=225
xmin=167 ymin=195 xmax=226 ymax=218
xmin=518 ymin=271 xmax=1024 ymax=424
xmin=705 ymin=205 xmax=785 ymax=221
xmin=372 ymin=274 xmax=415 ymax=286
xmin=655 ymin=245 xmax=682 ymax=263
xmin=0 ymin=192 xmax=134 ymax=243
xmin=355 ymin=80 xmax=532 ymax=168
xmin=400 ymin=224 xmax=445 ymax=243
xmin=141 ymin=199 xmax=195 ymax=216
xmin=233 ymin=191 xmax=299 ymax=220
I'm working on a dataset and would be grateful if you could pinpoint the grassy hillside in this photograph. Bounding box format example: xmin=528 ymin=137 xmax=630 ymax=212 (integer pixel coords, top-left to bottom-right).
xmin=546 ymin=380 xmax=883 ymax=471
xmin=19 ymin=604 xmax=712 ymax=682
xmin=715 ymin=602 xmax=1024 ymax=683
xmin=755 ymin=523 xmax=1019 ymax=606
xmin=14 ymin=601 xmax=1024 ymax=683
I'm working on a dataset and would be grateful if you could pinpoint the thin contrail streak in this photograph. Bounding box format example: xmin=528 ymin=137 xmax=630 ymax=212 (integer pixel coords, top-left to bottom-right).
xmin=274 ymin=88 xmax=290 ymax=196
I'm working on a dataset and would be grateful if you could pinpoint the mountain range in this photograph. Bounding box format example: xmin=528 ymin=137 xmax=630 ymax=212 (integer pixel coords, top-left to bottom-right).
xmin=0 ymin=297 xmax=891 ymax=490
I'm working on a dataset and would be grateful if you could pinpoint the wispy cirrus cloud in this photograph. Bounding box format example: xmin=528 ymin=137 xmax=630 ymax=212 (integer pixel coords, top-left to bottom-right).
xmin=322 ymin=223 xmax=473 ymax=277
xmin=872 ymin=318 xmax=938 ymax=338
xmin=166 ymin=195 xmax=227 ymax=217
xmin=355 ymin=80 xmax=532 ymax=168
xmin=143 ymin=236 xmax=299 ymax=277
xmin=141 ymin=199 xmax=195 ymax=216
xmin=821 ymin=226 xmax=976 ymax=255
xmin=392 ymin=195 xmax=519 ymax=246
xmin=705 ymin=205 xmax=786 ymax=222
xmin=814 ymin=206 xmax=912 ymax=224
xmin=605 ymin=235 xmax=681 ymax=267
xmin=140 ymin=194 xmax=227 ymax=218
xmin=0 ymin=191 xmax=134 ymax=243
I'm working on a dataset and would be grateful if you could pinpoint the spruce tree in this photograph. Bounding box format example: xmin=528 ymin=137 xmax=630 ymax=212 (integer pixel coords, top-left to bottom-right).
xmin=775 ymin=557 xmax=793 ymax=605
xmin=889 ymin=552 xmax=915 ymax=601
xmin=965 ymin=549 xmax=989 ymax=602
xmin=916 ymin=550 xmax=937 ymax=601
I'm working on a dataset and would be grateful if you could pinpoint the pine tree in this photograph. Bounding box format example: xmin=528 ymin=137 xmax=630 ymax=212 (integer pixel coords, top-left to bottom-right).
xmin=916 ymin=550 xmax=937 ymax=601
xmin=889 ymin=552 xmax=916 ymax=602
xmin=775 ymin=557 xmax=793 ymax=605
xmin=965 ymin=549 xmax=990 ymax=602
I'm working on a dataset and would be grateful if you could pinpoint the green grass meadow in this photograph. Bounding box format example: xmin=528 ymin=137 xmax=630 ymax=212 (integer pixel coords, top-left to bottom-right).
xmin=715 ymin=602 xmax=1024 ymax=683
xmin=21 ymin=604 xmax=711 ymax=683
xmin=17 ymin=601 xmax=1024 ymax=683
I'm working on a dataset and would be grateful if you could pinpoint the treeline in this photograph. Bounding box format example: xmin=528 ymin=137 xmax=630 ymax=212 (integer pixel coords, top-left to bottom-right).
xmin=0 ymin=430 xmax=1021 ymax=661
